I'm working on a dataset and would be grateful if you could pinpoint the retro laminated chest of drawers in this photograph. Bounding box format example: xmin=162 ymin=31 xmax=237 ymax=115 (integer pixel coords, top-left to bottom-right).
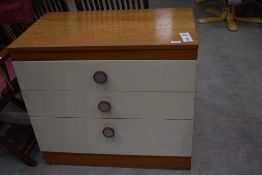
xmin=8 ymin=8 xmax=198 ymax=169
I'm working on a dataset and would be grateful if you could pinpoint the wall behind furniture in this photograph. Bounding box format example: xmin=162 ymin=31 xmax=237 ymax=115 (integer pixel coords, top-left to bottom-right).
xmin=65 ymin=0 xmax=197 ymax=11
xmin=65 ymin=0 xmax=261 ymax=17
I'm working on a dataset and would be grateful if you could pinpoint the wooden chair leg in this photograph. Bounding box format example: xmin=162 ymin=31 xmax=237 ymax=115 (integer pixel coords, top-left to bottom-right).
xmin=234 ymin=17 xmax=262 ymax=24
xmin=196 ymin=0 xmax=207 ymax=3
xmin=226 ymin=6 xmax=238 ymax=31
xmin=0 ymin=135 xmax=37 ymax=166
xmin=199 ymin=7 xmax=226 ymax=24
xmin=206 ymin=8 xmax=222 ymax=16
xmin=199 ymin=16 xmax=225 ymax=23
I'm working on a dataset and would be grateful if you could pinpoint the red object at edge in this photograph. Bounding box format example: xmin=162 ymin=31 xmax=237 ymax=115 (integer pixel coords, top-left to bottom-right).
xmin=0 ymin=0 xmax=32 ymax=23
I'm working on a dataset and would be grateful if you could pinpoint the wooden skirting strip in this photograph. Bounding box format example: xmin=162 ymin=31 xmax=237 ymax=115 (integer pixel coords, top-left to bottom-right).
xmin=43 ymin=152 xmax=191 ymax=170
xmin=10 ymin=49 xmax=197 ymax=61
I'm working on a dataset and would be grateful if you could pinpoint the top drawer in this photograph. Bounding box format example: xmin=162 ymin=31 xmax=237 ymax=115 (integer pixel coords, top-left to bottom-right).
xmin=13 ymin=60 xmax=196 ymax=91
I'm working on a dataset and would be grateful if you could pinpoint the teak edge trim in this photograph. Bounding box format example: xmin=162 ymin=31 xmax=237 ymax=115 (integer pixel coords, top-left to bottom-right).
xmin=8 ymin=44 xmax=198 ymax=52
xmin=10 ymin=49 xmax=197 ymax=61
xmin=43 ymin=152 xmax=191 ymax=170
xmin=0 ymin=48 xmax=9 ymax=58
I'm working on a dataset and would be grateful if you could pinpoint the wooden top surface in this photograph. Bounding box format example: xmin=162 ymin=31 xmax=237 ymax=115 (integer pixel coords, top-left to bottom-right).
xmin=8 ymin=8 xmax=198 ymax=53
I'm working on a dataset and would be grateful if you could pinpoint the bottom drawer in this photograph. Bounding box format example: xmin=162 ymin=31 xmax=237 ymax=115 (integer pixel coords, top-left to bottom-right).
xmin=31 ymin=117 xmax=193 ymax=156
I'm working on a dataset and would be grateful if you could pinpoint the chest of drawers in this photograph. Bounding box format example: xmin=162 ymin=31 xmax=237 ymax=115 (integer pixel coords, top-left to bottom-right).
xmin=8 ymin=8 xmax=198 ymax=169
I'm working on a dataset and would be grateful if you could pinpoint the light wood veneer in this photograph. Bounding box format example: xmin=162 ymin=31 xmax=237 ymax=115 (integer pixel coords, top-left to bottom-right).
xmin=8 ymin=8 xmax=198 ymax=60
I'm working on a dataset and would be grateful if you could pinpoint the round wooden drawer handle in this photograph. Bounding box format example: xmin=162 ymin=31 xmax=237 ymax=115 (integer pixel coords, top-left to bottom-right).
xmin=102 ymin=127 xmax=115 ymax=138
xmin=93 ymin=71 xmax=107 ymax=84
xmin=98 ymin=101 xmax=111 ymax=112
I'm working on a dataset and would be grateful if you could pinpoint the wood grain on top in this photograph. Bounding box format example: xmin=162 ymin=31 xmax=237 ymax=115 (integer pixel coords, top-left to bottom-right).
xmin=8 ymin=8 xmax=198 ymax=52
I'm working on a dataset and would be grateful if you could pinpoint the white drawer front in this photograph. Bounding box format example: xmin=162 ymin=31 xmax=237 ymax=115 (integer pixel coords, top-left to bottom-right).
xmin=14 ymin=60 xmax=196 ymax=91
xmin=23 ymin=91 xmax=195 ymax=119
xmin=31 ymin=117 xmax=193 ymax=156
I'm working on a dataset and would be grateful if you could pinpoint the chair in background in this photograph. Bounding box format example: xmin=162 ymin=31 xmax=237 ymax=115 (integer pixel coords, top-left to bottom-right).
xmin=198 ymin=0 xmax=262 ymax=31
xmin=74 ymin=0 xmax=149 ymax=11
xmin=32 ymin=0 xmax=69 ymax=20
xmin=1 ymin=0 xmax=69 ymax=41
xmin=0 ymin=0 xmax=69 ymax=166
xmin=0 ymin=49 xmax=37 ymax=167
xmin=0 ymin=0 xmax=70 ymax=117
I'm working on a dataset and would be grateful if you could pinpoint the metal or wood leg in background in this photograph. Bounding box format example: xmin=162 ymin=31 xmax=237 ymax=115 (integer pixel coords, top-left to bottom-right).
xmin=0 ymin=135 xmax=37 ymax=166
xmin=198 ymin=5 xmax=262 ymax=31
xmin=226 ymin=6 xmax=238 ymax=31
xmin=196 ymin=0 xmax=207 ymax=3
xmin=199 ymin=7 xmax=226 ymax=24
xmin=235 ymin=17 xmax=262 ymax=24
xmin=206 ymin=8 xmax=222 ymax=16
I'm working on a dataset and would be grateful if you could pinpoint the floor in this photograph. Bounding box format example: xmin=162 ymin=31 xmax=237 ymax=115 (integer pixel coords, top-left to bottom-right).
xmin=1 ymin=0 xmax=262 ymax=175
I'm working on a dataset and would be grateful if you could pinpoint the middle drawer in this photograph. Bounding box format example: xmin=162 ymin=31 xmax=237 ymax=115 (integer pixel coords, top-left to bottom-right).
xmin=23 ymin=91 xmax=195 ymax=119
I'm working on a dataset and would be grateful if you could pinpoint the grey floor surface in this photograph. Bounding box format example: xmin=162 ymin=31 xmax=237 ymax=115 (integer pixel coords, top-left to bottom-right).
xmin=1 ymin=0 xmax=262 ymax=175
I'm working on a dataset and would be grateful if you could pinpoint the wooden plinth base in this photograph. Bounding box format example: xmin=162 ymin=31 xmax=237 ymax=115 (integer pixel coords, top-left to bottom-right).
xmin=43 ymin=152 xmax=191 ymax=170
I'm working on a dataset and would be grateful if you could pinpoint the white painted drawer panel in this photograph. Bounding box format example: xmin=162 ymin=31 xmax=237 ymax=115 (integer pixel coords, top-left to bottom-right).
xmin=31 ymin=117 xmax=193 ymax=156
xmin=13 ymin=60 xmax=196 ymax=91
xmin=23 ymin=91 xmax=194 ymax=119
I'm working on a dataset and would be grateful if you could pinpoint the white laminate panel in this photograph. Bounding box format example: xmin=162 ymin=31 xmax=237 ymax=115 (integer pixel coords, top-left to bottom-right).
xmin=13 ymin=60 xmax=196 ymax=91
xmin=23 ymin=91 xmax=194 ymax=119
xmin=31 ymin=117 xmax=193 ymax=156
